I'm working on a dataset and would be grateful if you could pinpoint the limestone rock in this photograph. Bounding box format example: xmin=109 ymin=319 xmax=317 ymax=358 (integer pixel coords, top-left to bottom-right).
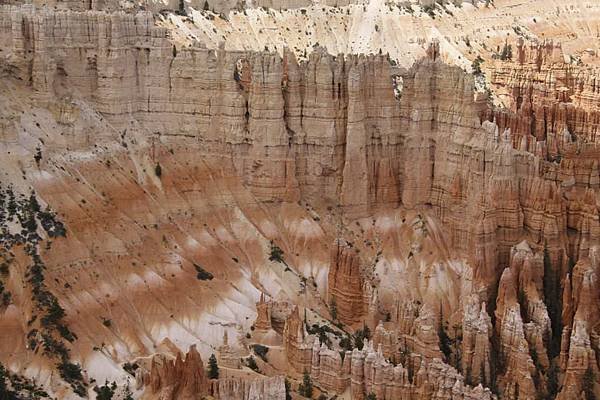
xmin=142 ymin=345 xmax=210 ymax=400
xmin=328 ymin=239 xmax=365 ymax=326
xmin=254 ymin=293 xmax=273 ymax=332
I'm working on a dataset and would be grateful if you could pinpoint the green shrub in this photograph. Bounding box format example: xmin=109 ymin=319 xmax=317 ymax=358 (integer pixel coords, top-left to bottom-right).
xmin=353 ymin=325 xmax=371 ymax=350
xmin=246 ymin=356 xmax=259 ymax=372
xmin=207 ymin=354 xmax=219 ymax=379
xmin=583 ymin=367 xmax=596 ymax=400
xmin=252 ymin=344 xmax=269 ymax=361
xmin=471 ymin=56 xmax=484 ymax=75
xmin=93 ymin=381 xmax=116 ymax=400
xmin=268 ymin=241 xmax=285 ymax=263
xmin=285 ymin=378 xmax=292 ymax=400
xmin=298 ymin=370 xmax=313 ymax=398
xmin=122 ymin=362 xmax=139 ymax=376
xmin=194 ymin=263 xmax=214 ymax=280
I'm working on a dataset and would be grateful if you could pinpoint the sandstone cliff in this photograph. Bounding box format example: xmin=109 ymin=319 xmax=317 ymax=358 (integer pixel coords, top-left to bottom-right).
xmin=0 ymin=2 xmax=600 ymax=400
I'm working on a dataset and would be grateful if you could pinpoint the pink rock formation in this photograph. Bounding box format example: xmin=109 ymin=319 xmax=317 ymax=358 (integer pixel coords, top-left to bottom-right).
xmin=254 ymin=293 xmax=273 ymax=331
xmin=461 ymin=299 xmax=493 ymax=387
xmin=217 ymin=331 xmax=241 ymax=370
xmin=283 ymin=306 xmax=313 ymax=373
xmin=328 ymin=240 xmax=365 ymax=326
xmin=212 ymin=376 xmax=287 ymax=400
xmin=494 ymin=267 xmax=537 ymax=400
xmin=557 ymin=255 xmax=600 ymax=399
xmin=143 ymin=345 xmax=210 ymax=400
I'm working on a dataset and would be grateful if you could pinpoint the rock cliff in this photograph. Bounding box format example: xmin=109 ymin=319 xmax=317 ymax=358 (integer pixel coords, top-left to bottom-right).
xmin=0 ymin=1 xmax=600 ymax=399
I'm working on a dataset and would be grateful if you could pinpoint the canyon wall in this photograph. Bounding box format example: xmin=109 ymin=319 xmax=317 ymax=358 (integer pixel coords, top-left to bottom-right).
xmin=0 ymin=3 xmax=599 ymax=400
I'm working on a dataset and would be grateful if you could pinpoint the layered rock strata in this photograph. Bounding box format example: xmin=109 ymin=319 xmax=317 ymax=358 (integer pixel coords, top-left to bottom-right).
xmin=142 ymin=346 xmax=286 ymax=399
xmin=0 ymin=3 xmax=600 ymax=400
xmin=327 ymin=240 xmax=365 ymax=326
xmin=142 ymin=345 xmax=210 ymax=400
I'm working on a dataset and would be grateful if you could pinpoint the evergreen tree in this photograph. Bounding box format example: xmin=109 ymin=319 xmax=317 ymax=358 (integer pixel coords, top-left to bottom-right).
xmin=583 ymin=367 xmax=596 ymax=400
xmin=0 ymin=365 xmax=11 ymax=397
xmin=123 ymin=383 xmax=134 ymax=400
xmin=543 ymin=244 xmax=562 ymax=358
xmin=546 ymin=363 xmax=559 ymax=400
xmin=471 ymin=56 xmax=484 ymax=75
xmin=207 ymin=354 xmax=219 ymax=379
xmin=298 ymin=370 xmax=313 ymax=398
xmin=285 ymin=378 xmax=292 ymax=400
xmin=438 ymin=320 xmax=452 ymax=362
xmin=93 ymin=381 xmax=116 ymax=400
xmin=366 ymin=393 xmax=377 ymax=400
xmin=330 ymin=297 xmax=338 ymax=321
xmin=246 ymin=356 xmax=259 ymax=372
xmin=269 ymin=241 xmax=285 ymax=263
xmin=500 ymin=42 xmax=513 ymax=60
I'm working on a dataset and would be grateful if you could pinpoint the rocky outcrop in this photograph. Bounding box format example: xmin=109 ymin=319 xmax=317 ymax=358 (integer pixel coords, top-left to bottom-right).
xmin=490 ymin=39 xmax=600 ymax=146
xmin=494 ymin=267 xmax=537 ymax=400
xmin=327 ymin=240 xmax=365 ymax=326
xmin=254 ymin=293 xmax=272 ymax=331
xmin=283 ymin=306 xmax=313 ymax=373
xmin=307 ymin=337 xmax=495 ymax=400
xmin=142 ymin=344 xmax=285 ymax=399
xmin=461 ymin=299 xmax=493 ymax=388
xmin=217 ymin=331 xmax=241 ymax=369
xmin=213 ymin=375 xmax=287 ymax=400
xmin=143 ymin=345 xmax=210 ymax=400
xmin=310 ymin=339 xmax=351 ymax=394
xmin=487 ymin=242 xmax=558 ymax=399
xmin=557 ymin=253 xmax=600 ymax=399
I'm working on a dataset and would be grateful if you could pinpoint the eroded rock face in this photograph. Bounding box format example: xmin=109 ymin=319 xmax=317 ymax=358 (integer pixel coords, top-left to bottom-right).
xmin=327 ymin=240 xmax=365 ymax=326
xmin=254 ymin=293 xmax=273 ymax=331
xmin=141 ymin=345 xmax=285 ymax=399
xmin=283 ymin=306 xmax=313 ymax=373
xmin=557 ymin=254 xmax=600 ymax=400
xmin=1 ymin=3 xmax=600 ymax=400
xmin=143 ymin=345 xmax=210 ymax=400
xmin=213 ymin=375 xmax=287 ymax=400
xmin=306 ymin=335 xmax=495 ymax=400
xmin=461 ymin=300 xmax=493 ymax=388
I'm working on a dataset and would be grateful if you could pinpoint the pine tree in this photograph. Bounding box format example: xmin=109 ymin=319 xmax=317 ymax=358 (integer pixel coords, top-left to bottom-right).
xmin=298 ymin=370 xmax=313 ymax=398
xmin=366 ymin=393 xmax=377 ymax=400
xmin=438 ymin=320 xmax=452 ymax=362
xmin=583 ymin=367 xmax=596 ymax=400
xmin=471 ymin=56 xmax=484 ymax=75
xmin=543 ymin=244 xmax=562 ymax=358
xmin=285 ymin=378 xmax=292 ymax=400
xmin=207 ymin=354 xmax=219 ymax=379
xmin=123 ymin=383 xmax=134 ymax=400
xmin=546 ymin=363 xmax=559 ymax=400
xmin=246 ymin=355 xmax=259 ymax=372
xmin=330 ymin=297 xmax=338 ymax=321
xmin=500 ymin=42 xmax=513 ymax=60
xmin=93 ymin=381 xmax=116 ymax=400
